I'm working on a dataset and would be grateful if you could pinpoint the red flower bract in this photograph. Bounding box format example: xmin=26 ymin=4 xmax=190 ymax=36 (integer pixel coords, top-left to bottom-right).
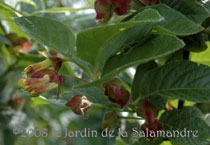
xmin=94 ymin=0 xmax=131 ymax=21
xmin=103 ymin=78 xmax=130 ymax=108
xmin=111 ymin=0 xmax=131 ymax=15
xmin=141 ymin=119 xmax=163 ymax=141
xmin=137 ymin=100 xmax=162 ymax=141
xmin=94 ymin=0 xmax=113 ymax=21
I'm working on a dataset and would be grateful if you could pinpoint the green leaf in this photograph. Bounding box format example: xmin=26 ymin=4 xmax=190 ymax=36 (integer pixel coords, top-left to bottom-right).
xmin=160 ymin=0 xmax=210 ymax=24
xmin=147 ymin=95 xmax=168 ymax=110
xmin=183 ymin=33 xmax=208 ymax=52
xmin=60 ymin=88 xmax=111 ymax=105
xmin=76 ymin=34 xmax=184 ymax=89
xmin=0 ymin=3 xmax=27 ymax=37
xmin=116 ymin=137 xmax=127 ymax=145
xmin=33 ymin=6 xmax=92 ymax=14
xmin=97 ymin=25 xmax=153 ymax=72
xmin=132 ymin=62 xmax=167 ymax=109
xmin=0 ymin=3 xmax=22 ymax=19
xmin=15 ymin=16 xmax=76 ymax=57
xmin=30 ymin=96 xmax=50 ymax=107
xmin=132 ymin=138 xmax=163 ymax=145
xmin=160 ymin=141 xmax=173 ymax=145
xmin=71 ymin=55 xmax=94 ymax=78
xmin=102 ymin=34 xmax=184 ymax=77
xmin=132 ymin=62 xmax=158 ymax=100
xmin=151 ymin=4 xmax=204 ymax=35
xmin=17 ymin=0 xmax=38 ymax=9
xmin=0 ymin=34 xmax=12 ymax=46
xmin=190 ymin=42 xmax=210 ymax=66
xmin=202 ymin=0 xmax=210 ymax=14
xmin=160 ymin=107 xmax=210 ymax=145
xmin=77 ymin=8 xmax=163 ymax=68
xmin=205 ymin=114 xmax=210 ymax=127
xmin=137 ymin=61 xmax=210 ymax=102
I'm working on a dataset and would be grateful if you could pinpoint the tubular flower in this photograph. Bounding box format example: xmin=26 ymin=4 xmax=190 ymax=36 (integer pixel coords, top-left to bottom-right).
xmin=66 ymin=95 xmax=92 ymax=119
xmin=18 ymin=69 xmax=62 ymax=97
xmin=24 ymin=57 xmax=63 ymax=76
xmin=24 ymin=59 xmax=52 ymax=76
xmin=94 ymin=0 xmax=131 ymax=21
xmin=103 ymin=78 xmax=130 ymax=108
xmin=137 ymin=100 xmax=163 ymax=141
xmin=18 ymin=75 xmax=51 ymax=90
xmin=18 ymin=57 xmax=63 ymax=98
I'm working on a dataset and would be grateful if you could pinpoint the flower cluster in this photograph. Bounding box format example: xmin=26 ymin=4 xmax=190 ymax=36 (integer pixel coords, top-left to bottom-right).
xmin=18 ymin=57 xmax=63 ymax=98
xmin=65 ymin=95 xmax=92 ymax=119
xmin=137 ymin=100 xmax=163 ymax=141
xmin=103 ymin=78 xmax=130 ymax=108
xmin=94 ymin=0 xmax=131 ymax=22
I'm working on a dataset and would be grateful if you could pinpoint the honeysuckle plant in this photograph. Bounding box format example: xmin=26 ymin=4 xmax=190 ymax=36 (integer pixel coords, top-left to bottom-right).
xmin=0 ymin=0 xmax=210 ymax=145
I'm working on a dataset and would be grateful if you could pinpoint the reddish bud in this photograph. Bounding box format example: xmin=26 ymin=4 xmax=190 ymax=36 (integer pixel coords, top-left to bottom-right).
xmin=49 ymin=57 xmax=63 ymax=72
xmin=103 ymin=78 xmax=130 ymax=108
xmin=102 ymin=111 xmax=120 ymax=130
xmin=66 ymin=95 xmax=92 ymax=119
xmin=141 ymin=119 xmax=163 ymax=141
xmin=103 ymin=78 xmax=121 ymax=88
xmin=137 ymin=100 xmax=159 ymax=120
xmin=94 ymin=0 xmax=113 ymax=21
xmin=137 ymin=100 xmax=162 ymax=141
xmin=111 ymin=0 xmax=131 ymax=15
xmin=144 ymin=100 xmax=159 ymax=121
xmin=94 ymin=0 xmax=131 ymax=21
